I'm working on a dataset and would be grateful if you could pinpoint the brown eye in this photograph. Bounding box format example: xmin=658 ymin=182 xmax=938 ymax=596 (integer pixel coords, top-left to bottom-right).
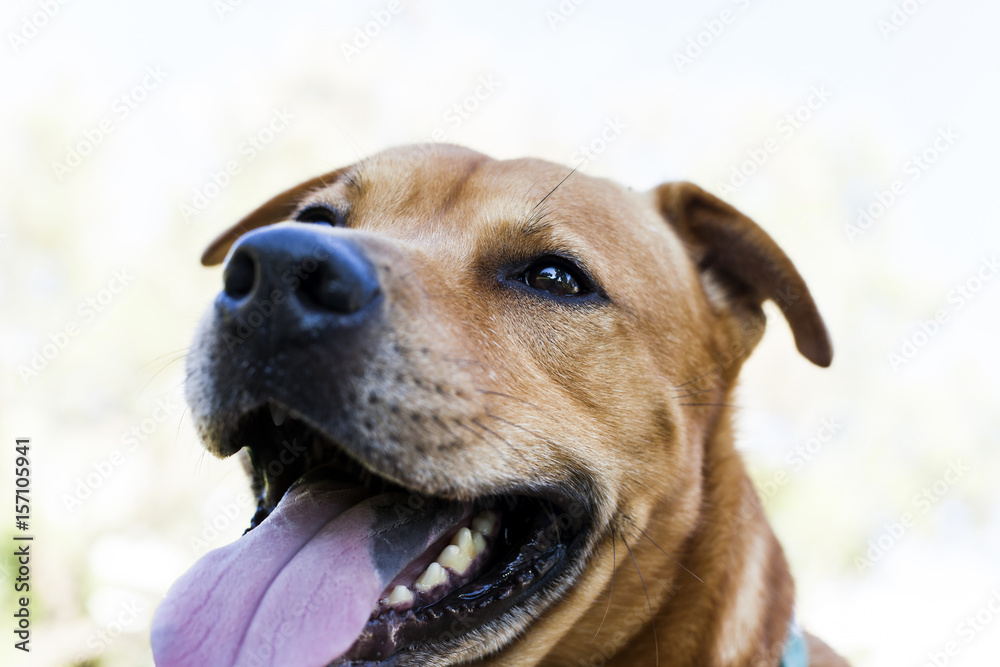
xmin=296 ymin=205 xmax=343 ymax=227
xmin=525 ymin=263 xmax=583 ymax=296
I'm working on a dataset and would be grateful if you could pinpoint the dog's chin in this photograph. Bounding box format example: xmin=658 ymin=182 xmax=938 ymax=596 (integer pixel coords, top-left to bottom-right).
xmin=199 ymin=399 xmax=593 ymax=666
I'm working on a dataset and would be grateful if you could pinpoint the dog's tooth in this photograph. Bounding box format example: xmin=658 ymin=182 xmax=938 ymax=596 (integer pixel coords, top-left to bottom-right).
xmin=415 ymin=562 xmax=448 ymax=592
xmin=472 ymin=531 xmax=487 ymax=555
xmin=387 ymin=585 xmax=414 ymax=606
xmin=453 ymin=527 xmax=476 ymax=560
xmin=269 ymin=402 xmax=287 ymax=426
xmin=437 ymin=544 xmax=472 ymax=575
xmin=471 ymin=510 xmax=496 ymax=536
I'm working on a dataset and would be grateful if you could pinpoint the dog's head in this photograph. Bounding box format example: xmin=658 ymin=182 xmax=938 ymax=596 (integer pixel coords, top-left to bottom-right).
xmin=153 ymin=144 xmax=830 ymax=666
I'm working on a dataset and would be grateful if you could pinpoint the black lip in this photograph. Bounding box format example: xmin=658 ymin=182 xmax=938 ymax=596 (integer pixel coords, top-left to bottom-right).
xmin=226 ymin=404 xmax=592 ymax=664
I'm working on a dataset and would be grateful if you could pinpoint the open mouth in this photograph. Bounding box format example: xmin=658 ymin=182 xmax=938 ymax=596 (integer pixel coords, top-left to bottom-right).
xmin=152 ymin=402 xmax=590 ymax=667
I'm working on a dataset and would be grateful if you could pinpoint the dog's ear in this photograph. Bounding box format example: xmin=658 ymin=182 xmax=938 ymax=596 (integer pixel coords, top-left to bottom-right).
xmin=655 ymin=181 xmax=832 ymax=367
xmin=200 ymin=170 xmax=347 ymax=266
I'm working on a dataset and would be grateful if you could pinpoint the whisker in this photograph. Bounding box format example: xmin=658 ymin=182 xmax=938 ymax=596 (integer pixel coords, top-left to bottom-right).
xmin=544 ymin=501 xmax=561 ymax=543
xmin=138 ymin=354 xmax=188 ymax=394
xmin=156 ymin=379 xmax=188 ymax=403
xmin=390 ymin=343 xmax=487 ymax=371
xmin=482 ymin=412 xmax=562 ymax=449
xmin=139 ymin=348 xmax=189 ymax=367
xmin=453 ymin=421 xmax=510 ymax=465
xmin=471 ymin=418 xmax=528 ymax=463
xmin=679 ymin=402 xmax=739 ymax=409
xmin=532 ymin=164 xmax=581 ymax=212
xmin=594 ymin=529 xmax=617 ymax=639
xmin=673 ymin=367 xmax=721 ymax=389
xmin=624 ymin=537 xmax=658 ymax=666
xmin=633 ymin=524 xmax=703 ymax=583
xmin=673 ymin=387 xmax=714 ymax=400
xmin=175 ymin=407 xmax=191 ymax=445
xmin=478 ymin=389 xmax=545 ymax=412
xmin=178 ymin=406 xmax=190 ymax=426
xmin=194 ymin=446 xmax=208 ymax=474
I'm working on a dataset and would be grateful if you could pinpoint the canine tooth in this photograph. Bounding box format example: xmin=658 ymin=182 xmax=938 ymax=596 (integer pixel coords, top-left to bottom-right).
xmin=472 ymin=510 xmax=496 ymax=536
xmin=387 ymin=585 xmax=414 ymax=606
xmin=472 ymin=531 xmax=487 ymax=555
xmin=415 ymin=562 xmax=448 ymax=592
xmin=437 ymin=544 xmax=472 ymax=575
xmin=453 ymin=527 xmax=476 ymax=560
xmin=269 ymin=402 xmax=287 ymax=426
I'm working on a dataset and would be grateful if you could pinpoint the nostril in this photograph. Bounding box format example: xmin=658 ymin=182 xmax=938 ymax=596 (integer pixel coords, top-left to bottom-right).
xmin=224 ymin=251 xmax=256 ymax=299
xmin=299 ymin=264 xmax=378 ymax=314
xmin=301 ymin=266 xmax=351 ymax=313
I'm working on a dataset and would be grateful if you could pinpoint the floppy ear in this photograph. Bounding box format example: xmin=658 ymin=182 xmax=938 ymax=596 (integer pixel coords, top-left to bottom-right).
xmin=200 ymin=169 xmax=348 ymax=266
xmin=656 ymin=181 xmax=832 ymax=367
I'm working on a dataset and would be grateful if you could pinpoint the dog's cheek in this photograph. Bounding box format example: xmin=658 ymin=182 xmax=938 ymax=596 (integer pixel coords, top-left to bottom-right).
xmin=183 ymin=313 xmax=219 ymax=446
xmin=183 ymin=310 xmax=244 ymax=457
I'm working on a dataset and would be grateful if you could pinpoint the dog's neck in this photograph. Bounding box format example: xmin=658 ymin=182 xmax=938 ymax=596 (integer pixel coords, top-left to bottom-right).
xmin=539 ymin=408 xmax=796 ymax=667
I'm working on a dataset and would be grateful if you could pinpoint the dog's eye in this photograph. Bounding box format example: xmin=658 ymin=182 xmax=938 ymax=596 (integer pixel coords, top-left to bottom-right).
xmin=523 ymin=261 xmax=587 ymax=297
xmin=295 ymin=205 xmax=343 ymax=227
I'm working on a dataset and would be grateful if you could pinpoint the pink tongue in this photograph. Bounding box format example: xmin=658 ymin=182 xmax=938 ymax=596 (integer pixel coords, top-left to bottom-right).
xmin=151 ymin=480 xmax=464 ymax=667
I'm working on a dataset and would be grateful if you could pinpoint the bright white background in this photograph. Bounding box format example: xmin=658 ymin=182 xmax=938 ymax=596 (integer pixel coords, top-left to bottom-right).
xmin=2 ymin=1 xmax=999 ymax=665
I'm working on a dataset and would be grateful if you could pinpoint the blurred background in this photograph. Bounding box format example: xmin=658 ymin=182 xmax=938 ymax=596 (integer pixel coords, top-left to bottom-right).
xmin=2 ymin=0 xmax=998 ymax=665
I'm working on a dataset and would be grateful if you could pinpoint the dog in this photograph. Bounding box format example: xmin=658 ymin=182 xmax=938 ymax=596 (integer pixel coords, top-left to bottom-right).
xmin=151 ymin=143 xmax=848 ymax=666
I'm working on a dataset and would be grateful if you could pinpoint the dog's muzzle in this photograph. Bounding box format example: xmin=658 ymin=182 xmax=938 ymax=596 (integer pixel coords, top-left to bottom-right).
xmin=154 ymin=221 xmax=590 ymax=666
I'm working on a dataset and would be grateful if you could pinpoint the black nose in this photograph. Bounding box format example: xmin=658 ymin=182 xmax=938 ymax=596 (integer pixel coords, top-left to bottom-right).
xmin=218 ymin=223 xmax=380 ymax=339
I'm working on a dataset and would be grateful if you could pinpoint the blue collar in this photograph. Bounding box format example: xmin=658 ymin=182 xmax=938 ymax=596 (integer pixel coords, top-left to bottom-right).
xmin=781 ymin=618 xmax=809 ymax=667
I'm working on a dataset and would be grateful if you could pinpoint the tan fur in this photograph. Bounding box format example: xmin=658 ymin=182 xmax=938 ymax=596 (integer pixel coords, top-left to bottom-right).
xmin=194 ymin=144 xmax=847 ymax=666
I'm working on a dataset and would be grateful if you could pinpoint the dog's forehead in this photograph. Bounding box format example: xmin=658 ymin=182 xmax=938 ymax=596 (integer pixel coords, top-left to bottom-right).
xmin=313 ymin=145 xmax=671 ymax=259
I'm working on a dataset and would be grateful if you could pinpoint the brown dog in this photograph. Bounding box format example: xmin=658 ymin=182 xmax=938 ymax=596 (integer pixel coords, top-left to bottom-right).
xmin=152 ymin=144 xmax=848 ymax=666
